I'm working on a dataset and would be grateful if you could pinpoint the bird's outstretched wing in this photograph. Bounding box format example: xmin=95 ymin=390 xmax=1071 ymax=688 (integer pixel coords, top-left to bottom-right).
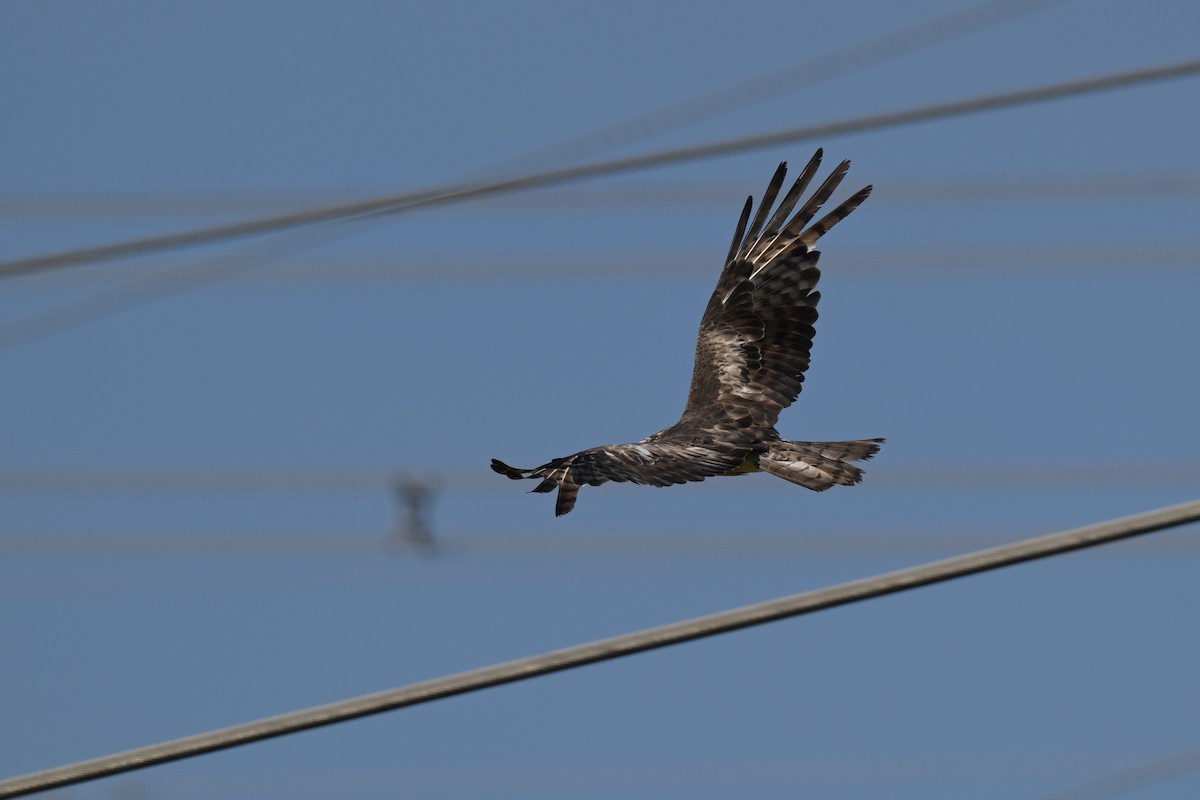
xmin=669 ymin=150 xmax=872 ymax=437
xmin=492 ymin=440 xmax=746 ymax=516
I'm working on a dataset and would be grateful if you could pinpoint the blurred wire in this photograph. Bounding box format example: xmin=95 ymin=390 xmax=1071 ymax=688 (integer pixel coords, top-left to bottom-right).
xmin=3 ymin=463 xmax=1199 ymax=492
xmin=8 ymin=464 xmax=1194 ymax=560
xmin=0 ymin=189 xmax=361 ymax=218
xmin=5 ymin=59 xmax=1198 ymax=353
xmin=0 ymin=206 xmax=388 ymax=352
xmin=1039 ymin=744 xmax=1200 ymax=800
xmin=489 ymin=0 xmax=1076 ymax=172
xmin=3 ymin=57 xmax=1198 ymax=280
xmin=0 ymin=0 xmax=1071 ymax=272
xmin=6 ymin=238 xmax=1196 ymax=349
xmin=0 ymin=0 xmax=1071 ymax=226
xmin=0 ymin=533 xmax=387 ymax=558
xmin=5 ymin=173 xmax=1199 ymax=219
xmin=0 ymin=262 xmax=240 ymax=352
xmin=2 ymin=498 xmax=1196 ymax=797
xmin=8 ymin=242 xmax=1198 ymax=290
xmin=2 ymin=527 xmax=1199 ymax=560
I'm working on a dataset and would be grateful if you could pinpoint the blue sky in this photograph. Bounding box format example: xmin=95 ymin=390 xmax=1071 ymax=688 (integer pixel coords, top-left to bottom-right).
xmin=2 ymin=1 xmax=1199 ymax=798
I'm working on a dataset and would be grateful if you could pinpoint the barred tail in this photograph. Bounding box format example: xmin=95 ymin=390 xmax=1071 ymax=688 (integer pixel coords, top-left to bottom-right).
xmin=490 ymin=457 xmax=582 ymax=516
xmin=759 ymin=438 xmax=884 ymax=491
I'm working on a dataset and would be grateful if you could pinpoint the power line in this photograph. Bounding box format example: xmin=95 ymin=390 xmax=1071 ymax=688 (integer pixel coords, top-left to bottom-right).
xmin=1 ymin=498 xmax=1196 ymax=798
xmin=0 ymin=0 xmax=1073 ymax=357
xmin=2 ymin=237 xmax=1196 ymax=350
xmin=0 ymin=532 xmax=388 ymax=558
xmin=7 ymin=173 xmax=1199 ymax=218
xmin=0 ymin=208 xmax=372 ymax=352
xmin=491 ymin=0 xmax=1075 ymax=172
xmin=2 ymin=463 xmax=1199 ymax=493
xmin=5 ymin=61 xmax=1197 ymax=353
xmin=3 ymin=526 xmax=1200 ymax=560
xmin=1038 ymin=744 xmax=1200 ymax=800
xmin=6 ymin=240 xmax=1197 ymax=350
xmin=0 ymin=263 xmax=240 ymax=352
xmin=10 ymin=242 xmax=1199 ymax=290
xmin=3 ymin=57 xmax=1198 ymax=281
xmin=0 ymin=0 xmax=1070 ymax=236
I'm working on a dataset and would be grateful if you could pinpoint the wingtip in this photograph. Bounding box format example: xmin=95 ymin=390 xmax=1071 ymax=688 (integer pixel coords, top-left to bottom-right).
xmin=773 ymin=161 xmax=789 ymax=186
xmin=845 ymin=184 xmax=874 ymax=207
xmin=490 ymin=458 xmax=528 ymax=480
xmin=803 ymin=149 xmax=823 ymax=175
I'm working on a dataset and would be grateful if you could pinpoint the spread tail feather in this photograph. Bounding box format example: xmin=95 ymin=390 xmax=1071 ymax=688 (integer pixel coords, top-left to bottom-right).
xmin=554 ymin=483 xmax=580 ymax=516
xmin=490 ymin=458 xmax=582 ymax=515
xmin=759 ymin=438 xmax=884 ymax=491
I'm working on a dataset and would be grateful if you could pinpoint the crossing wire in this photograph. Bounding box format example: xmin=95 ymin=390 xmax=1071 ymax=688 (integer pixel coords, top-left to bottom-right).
xmin=9 ymin=242 xmax=1200 ymax=289
xmin=5 ymin=174 xmax=1200 ymax=219
xmin=3 ymin=526 xmax=1200 ymax=560
xmin=0 ymin=0 xmax=1080 ymax=351
xmin=490 ymin=0 xmax=1073 ymax=172
xmin=1038 ymin=743 xmax=1200 ymax=800
xmin=2 ymin=57 xmax=1199 ymax=281
xmin=1 ymin=498 xmax=1197 ymax=798
xmin=3 ymin=462 xmax=1200 ymax=492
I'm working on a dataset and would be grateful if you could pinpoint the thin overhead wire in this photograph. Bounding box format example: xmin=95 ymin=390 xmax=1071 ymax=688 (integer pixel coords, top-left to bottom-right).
xmin=0 ymin=0 xmax=1071 ymax=237
xmin=0 ymin=205 xmax=386 ymax=352
xmin=5 ymin=238 xmax=1197 ymax=347
xmin=3 ymin=463 xmax=1200 ymax=493
xmin=7 ymin=173 xmax=1200 ymax=219
xmin=3 ymin=57 xmax=1198 ymax=280
xmin=10 ymin=241 xmax=1199 ymax=289
xmin=0 ymin=0 xmax=1076 ymax=357
xmin=0 ymin=263 xmax=239 ymax=352
xmin=5 ymin=61 xmax=1197 ymax=353
xmin=1 ymin=498 xmax=1197 ymax=798
xmin=1038 ymin=744 xmax=1200 ymax=800
xmin=0 ymin=532 xmax=388 ymax=558
xmin=3 ymin=526 xmax=1199 ymax=560
xmin=491 ymin=0 xmax=1075 ymax=172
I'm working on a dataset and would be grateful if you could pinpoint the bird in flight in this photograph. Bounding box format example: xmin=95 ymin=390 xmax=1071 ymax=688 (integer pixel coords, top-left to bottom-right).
xmin=492 ymin=150 xmax=883 ymax=516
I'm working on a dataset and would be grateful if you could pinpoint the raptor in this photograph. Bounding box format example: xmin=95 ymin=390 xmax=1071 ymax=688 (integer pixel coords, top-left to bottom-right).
xmin=492 ymin=150 xmax=883 ymax=516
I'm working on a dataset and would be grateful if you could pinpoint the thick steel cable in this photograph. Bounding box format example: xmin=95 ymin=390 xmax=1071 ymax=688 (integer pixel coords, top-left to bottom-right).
xmin=2 ymin=57 xmax=1199 ymax=280
xmin=1 ymin=498 xmax=1197 ymax=798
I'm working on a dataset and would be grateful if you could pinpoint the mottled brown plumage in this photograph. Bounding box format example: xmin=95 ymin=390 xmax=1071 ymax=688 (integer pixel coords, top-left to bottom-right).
xmin=492 ymin=150 xmax=883 ymax=516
